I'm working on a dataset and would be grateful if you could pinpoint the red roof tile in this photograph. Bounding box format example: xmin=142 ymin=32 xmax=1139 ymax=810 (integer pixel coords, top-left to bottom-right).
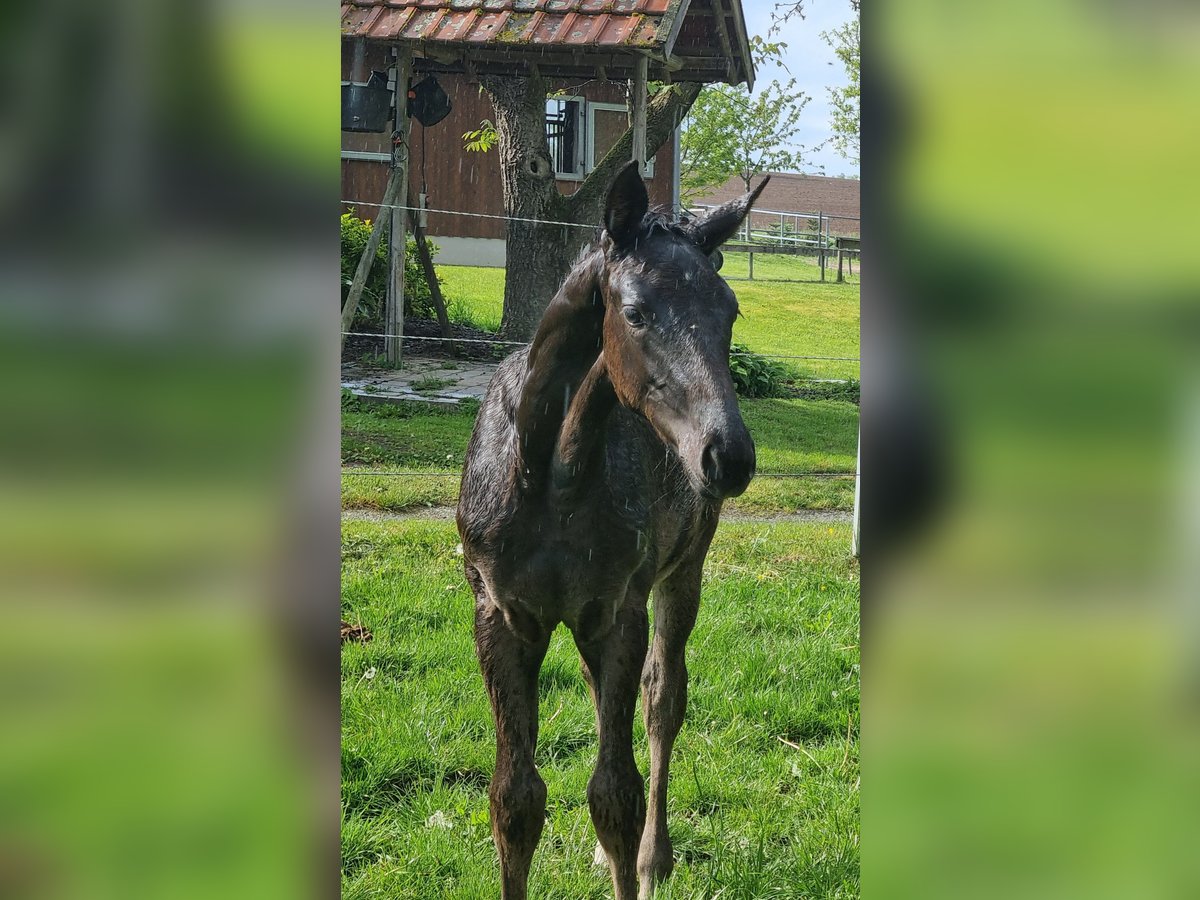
xmin=341 ymin=0 xmax=676 ymax=51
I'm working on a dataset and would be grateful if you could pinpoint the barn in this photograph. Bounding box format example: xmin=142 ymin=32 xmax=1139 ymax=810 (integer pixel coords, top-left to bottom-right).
xmin=341 ymin=0 xmax=757 ymax=267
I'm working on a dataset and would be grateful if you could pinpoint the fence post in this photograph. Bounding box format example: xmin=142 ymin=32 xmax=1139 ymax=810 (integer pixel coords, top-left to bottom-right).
xmin=748 ymin=248 xmax=754 ymax=280
xmin=385 ymin=49 xmax=412 ymax=367
xmin=819 ymin=211 xmax=826 ymax=282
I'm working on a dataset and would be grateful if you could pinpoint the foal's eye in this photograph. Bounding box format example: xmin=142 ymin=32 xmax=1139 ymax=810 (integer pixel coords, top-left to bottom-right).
xmin=622 ymin=306 xmax=646 ymax=327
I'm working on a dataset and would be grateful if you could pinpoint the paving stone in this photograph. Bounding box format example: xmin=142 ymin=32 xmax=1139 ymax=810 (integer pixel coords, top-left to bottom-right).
xmin=342 ymin=353 xmax=500 ymax=406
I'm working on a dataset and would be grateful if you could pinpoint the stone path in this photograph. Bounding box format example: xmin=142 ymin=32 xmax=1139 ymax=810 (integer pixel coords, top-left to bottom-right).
xmin=342 ymin=354 xmax=499 ymax=405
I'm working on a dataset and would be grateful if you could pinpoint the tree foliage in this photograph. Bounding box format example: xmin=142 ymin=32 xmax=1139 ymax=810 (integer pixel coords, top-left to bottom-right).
xmin=679 ymin=38 xmax=810 ymax=203
xmin=770 ymin=2 xmax=860 ymax=167
xmin=823 ymin=15 xmax=860 ymax=164
xmin=461 ymin=119 xmax=498 ymax=153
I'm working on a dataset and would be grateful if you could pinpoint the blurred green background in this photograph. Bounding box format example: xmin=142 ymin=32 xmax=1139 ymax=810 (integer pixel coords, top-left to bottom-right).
xmin=869 ymin=1 xmax=1200 ymax=898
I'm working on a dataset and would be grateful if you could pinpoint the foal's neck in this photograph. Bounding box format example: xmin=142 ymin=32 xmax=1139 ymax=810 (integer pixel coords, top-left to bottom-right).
xmin=513 ymin=250 xmax=613 ymax=491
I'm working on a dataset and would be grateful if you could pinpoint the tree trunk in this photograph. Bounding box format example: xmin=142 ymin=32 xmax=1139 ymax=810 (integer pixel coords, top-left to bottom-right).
xmin=480 ymin=73 xmax=585 ymax=341
xmin=481 ymin=76 xmax=703 ymax=341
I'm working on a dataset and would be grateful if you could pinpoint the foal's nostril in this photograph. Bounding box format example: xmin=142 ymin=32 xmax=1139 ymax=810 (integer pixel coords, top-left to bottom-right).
xmin=701 ymin=441 xmax=721 ymax=486
xmin=697 ymin=429 xmax=755 ymax=499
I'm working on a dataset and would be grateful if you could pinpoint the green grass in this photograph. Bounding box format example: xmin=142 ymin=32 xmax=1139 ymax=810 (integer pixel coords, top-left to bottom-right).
xmin=341 ymin=396 xmax=857 ymax=514
xmin=720 ymin=250 xmax=860 ymax=286
xmin=341 ymin=518 xmax=859 ymax=898
xmin=439 ymin=266 xmax=506 ymax=332
xmin=729 ymin=281 xmax=860 ymax=383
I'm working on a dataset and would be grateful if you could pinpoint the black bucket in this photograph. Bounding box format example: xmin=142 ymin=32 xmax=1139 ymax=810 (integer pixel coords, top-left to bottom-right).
xmin=342 ymin=81 xmax=393 ymax=133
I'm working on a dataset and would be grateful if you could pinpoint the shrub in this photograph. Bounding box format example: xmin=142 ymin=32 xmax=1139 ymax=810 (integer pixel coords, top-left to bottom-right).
xmin=340 ymin=209 xmax=443 ymax=330
xmin=729 ymin=344 xmax=793 ymax=398
xmin=791 ymin=378 xmax=860 ymax=404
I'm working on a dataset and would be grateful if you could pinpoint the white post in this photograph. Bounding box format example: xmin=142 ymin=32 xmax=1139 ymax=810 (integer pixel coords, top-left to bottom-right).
xmin=385 ymin=49 xmax=412 ymax=367
xmin=851 ymin=426 xmax=861 ymax=558
xmin=631 ymin=54 xmax=648 ymax=174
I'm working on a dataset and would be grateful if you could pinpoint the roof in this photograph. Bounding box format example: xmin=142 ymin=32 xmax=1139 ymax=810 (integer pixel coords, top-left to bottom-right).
xmin=341 ymin=0 xmax=755 ymax=88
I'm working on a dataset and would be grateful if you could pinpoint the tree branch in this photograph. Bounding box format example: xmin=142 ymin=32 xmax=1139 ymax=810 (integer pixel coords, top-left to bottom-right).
xmin=569 ymin=82 xmax=702 ymax=212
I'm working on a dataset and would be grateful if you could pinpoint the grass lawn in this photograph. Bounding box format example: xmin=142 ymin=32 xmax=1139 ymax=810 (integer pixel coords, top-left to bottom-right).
xmin=341 ymin=396 xmax=858 ymax=514
xmin=719 ymin=250 xmax=860 ymax=286
xmin=341 ymin=518 xmax=860 ymax=898
xmin=438 ymin=266 xmax=506 ymax=333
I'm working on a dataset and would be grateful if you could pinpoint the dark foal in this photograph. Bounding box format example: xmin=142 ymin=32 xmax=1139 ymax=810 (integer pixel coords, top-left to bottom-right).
xmin=457 ymin=162 xmax=768 ymax=900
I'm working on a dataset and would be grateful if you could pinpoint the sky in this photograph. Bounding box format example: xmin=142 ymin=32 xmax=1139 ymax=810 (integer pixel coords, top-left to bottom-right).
xmin=739 ymin=0 xmax=860 ymax=178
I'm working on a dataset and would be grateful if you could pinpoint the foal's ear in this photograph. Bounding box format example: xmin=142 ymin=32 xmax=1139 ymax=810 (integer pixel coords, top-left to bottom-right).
xmin=604 ymin=160 xmax=649 ymax=249
xmin=687 ymin=177 xmax=771 ymax=255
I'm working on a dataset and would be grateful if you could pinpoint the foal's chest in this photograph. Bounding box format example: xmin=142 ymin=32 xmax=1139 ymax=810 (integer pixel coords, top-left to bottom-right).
xmin=477 ymin=504 xmax=652 ymax=631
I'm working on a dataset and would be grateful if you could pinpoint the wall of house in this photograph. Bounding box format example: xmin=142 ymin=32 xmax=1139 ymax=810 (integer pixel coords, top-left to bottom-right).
xmin=342 ymin=50 xmax=677 ymax=265
xmin=692 ymin=173 xmax=861 ymax=237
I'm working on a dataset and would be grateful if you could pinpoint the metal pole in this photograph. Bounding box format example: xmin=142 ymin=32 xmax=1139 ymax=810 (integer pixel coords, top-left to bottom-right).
xmin=671 ymin=124 xmax=681 ymax=215
xmin=851 ymin=426 xmax=861 ymax=558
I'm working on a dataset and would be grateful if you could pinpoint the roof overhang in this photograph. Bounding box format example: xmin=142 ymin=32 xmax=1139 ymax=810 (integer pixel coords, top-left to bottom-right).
xmin=341 ymin=0 xmax=754 ymax=89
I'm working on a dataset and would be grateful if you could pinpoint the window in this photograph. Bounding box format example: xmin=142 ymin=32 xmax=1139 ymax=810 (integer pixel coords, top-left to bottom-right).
xmin=545 ymin=97 xmax=585 ymax=179
xmin=587 ymin=102 xmax=655 ymax=179
xmin=545 ymin=96 xmax=655 ymax=180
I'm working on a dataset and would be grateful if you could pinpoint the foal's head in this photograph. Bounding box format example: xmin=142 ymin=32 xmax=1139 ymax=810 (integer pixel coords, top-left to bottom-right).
xmin=596 ymin=162 xmax=768 ymax=500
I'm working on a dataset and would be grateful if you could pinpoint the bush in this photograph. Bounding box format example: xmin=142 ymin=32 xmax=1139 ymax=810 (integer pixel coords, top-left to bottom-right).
xmin=729 ymin=343 xmax=794 ymax=398
xmin=791 ymin=379 xmax=860 ymax=404
xmin=340 ymin=209 xmax=443 ymax=330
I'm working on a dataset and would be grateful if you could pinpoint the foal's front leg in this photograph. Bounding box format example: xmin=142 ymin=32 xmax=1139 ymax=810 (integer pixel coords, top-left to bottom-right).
xmin=638 ymin=565 xmax=702 ymax=899
xmin=574 ymin=599 xmax=649 ymax=900
xmin=474 ymin=596 xmax=551 ymax=900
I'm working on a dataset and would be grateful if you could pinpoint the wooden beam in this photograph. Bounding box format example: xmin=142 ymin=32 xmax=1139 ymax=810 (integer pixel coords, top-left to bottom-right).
xmin=630 ymin=54 xmax=648 ymax=173
xmin=407 ymin=50 xmax=717 ymax=84
xmin=709 ymin=0 xmax=735 ymax=84
xmin=386 ymin=48 xmax=412 ymax=366
xmin=341 ymin=169 xmax=402 ymax=350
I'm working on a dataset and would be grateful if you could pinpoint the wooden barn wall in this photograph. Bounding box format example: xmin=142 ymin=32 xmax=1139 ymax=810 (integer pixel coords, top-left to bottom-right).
xmin=409 ymin=76 xmax=506 ymax=240
xmin=341 ymin=56 xmax=677 ymax=242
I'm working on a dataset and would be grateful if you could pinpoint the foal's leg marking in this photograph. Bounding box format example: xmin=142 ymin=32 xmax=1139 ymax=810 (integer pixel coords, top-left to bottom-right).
xmin=637 ymin=566 xmax=702 ymax=899
xmin=475 ymin=599 xmax=551 ymax=900
xmin=574 ymin=601 xmax=649 ymax=900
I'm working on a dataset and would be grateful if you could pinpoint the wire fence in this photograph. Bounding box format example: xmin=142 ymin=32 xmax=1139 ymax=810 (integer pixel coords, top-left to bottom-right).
xmin=342 ymin=197 xmax=860 ymax=286
xmin=685 ymin=205 xmax=861 ymax=285
xmin=341 ymin=331 xmax=859 ymax=364
xmin=341 ymin=196 xmax=860 ymax=483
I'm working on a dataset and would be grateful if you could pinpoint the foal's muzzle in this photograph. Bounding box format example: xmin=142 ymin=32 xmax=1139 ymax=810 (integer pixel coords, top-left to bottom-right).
xmin=699 ymin=429 xmax=756 ymax=499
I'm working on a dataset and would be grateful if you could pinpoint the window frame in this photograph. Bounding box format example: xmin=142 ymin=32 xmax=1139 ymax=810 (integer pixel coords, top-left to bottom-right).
xmin=545 ymin=94 xmax=587 ymax=181
xmin=586 ymin=101 xmax=655 ymax=179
